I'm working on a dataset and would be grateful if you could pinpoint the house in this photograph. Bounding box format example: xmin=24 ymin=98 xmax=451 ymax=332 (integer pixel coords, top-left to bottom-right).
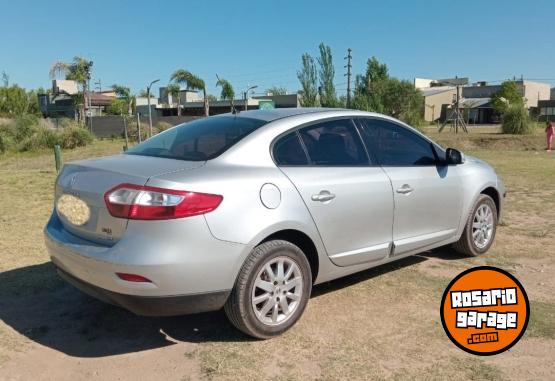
xmin=459 ymin=80 xmax=551 ymax=123
xmin=415 ymin=77 xmax=552 ymax=124
xmin=538 ymin=99 xmax=555 ymax=122
xmin=462 ymin=80 xmax=550 ymax=109
xmin=418 ymin=86 xmax=457 ymax=122
xmin=151 ymin=89 xmax=300 ymax=117
xmin=460 ymin=98 xmax=495 ymax=124
xmin=253 ymin=94 xmax=300 ymax=108
xmin=38 ymin=80 xmax=116 ymax=118
xmin=135 ymin=96 xmax=159 ymax=117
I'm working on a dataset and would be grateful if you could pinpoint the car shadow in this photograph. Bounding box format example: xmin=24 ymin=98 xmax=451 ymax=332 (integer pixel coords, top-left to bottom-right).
xmin=416 ymin=245 xmax=470 ymax=261
xmin=0 ymin=247 xmax=461 ymax=358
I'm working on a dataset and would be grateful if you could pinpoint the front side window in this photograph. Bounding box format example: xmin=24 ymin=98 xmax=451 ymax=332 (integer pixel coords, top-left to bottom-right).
xmin=298 ymin=119 xmax=368 ymax=166
xmin=126 ymin=116 xmax=266 ymax=161
xmin=358 ymin=118 xmax=440 ymax=166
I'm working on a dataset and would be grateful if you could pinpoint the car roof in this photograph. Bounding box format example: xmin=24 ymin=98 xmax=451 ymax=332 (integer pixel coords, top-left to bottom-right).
xmin=228 ymin=107 xmax=349 ymax=122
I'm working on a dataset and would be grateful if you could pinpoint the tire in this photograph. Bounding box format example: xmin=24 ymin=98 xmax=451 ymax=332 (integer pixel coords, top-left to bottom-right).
xmin=453 ymin=194 xmax=498 ymax=256
xmin=224 ymin=240 xmax=312 ymax=339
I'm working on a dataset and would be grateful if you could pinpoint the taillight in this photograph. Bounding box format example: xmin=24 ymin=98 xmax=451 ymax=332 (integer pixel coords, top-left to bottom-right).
xmin=104 ymin=183 xmax=223 ymax=220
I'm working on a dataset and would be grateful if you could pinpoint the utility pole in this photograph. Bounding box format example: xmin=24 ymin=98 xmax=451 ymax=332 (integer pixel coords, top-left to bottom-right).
xmin=86 ymin=61 xmax=93 ymax=132
xmin=94 ymin=79 xmax=102 ymax=116
xmin=344 ymin=48 xmax=352 ymax=108
xmin=137 ymin=112 xmax=142 ymax=143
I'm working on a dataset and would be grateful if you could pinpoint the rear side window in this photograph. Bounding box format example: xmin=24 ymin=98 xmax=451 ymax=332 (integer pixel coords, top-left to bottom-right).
xmin=358 ymin=118 xmax=438 ymax=166
xmin=274 ymin=132 xmax=309 ymax=165
xmin=298 ymin=119 xmax=368 ymax=166
xmin=126 ymin=116 xmax=266 ymax=161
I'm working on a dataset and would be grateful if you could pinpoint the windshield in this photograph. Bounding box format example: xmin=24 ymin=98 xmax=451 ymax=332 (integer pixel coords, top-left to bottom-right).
xmin=126 ymin=116 xmax=267 ymax=161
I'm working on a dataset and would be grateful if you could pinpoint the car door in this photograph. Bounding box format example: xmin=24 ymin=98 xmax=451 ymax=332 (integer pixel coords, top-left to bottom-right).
xmin=274 ymin=118 xmax=394 ymax=266
xmin=356 ymin=118 xmax=463 ymax=255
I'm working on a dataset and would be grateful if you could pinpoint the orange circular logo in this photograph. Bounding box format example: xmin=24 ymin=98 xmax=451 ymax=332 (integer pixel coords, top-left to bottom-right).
xmin=440 ymin=266 xmax=529 ymax=356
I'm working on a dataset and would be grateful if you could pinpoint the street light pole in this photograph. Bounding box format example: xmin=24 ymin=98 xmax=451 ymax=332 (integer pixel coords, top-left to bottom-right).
xmin=146 ymin=79 xmax=160 ymax=137
xmin=243 ymin=85 xmax=258 ymax=111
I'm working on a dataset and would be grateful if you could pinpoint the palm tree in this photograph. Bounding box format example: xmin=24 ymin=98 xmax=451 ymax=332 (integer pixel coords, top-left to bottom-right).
xmin=49 ymin=56 xmax=93 ymax=122
xmin=170 ymin=69 xmax=209 ymax=116
xmin=216 ymin=76 xmax=235 ymax=112
xmin=166 ymin=83 xmax=182 ymax=116
xmin=138 ymin=89 xmax=155 ymax=98
xmin=111 ymin=84 xmax=133 ymax=115
xmin=111 ymin=84 xmax=133 ymax=147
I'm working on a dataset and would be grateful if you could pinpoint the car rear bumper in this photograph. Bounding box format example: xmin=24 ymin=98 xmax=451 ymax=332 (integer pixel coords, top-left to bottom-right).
xmin=44 ymin=212 xmax=250 ymax=314
xmin=55 ymin=265 xmax=230 ymax=316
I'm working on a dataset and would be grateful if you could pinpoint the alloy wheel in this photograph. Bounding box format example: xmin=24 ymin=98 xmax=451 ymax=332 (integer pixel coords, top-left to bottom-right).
xmin=251 ymin=256 xmax=303 ymax=326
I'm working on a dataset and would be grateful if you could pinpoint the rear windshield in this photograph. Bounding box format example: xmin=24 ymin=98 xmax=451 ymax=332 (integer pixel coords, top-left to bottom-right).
xmin=126 ymin=116 xmax=266 ymax=161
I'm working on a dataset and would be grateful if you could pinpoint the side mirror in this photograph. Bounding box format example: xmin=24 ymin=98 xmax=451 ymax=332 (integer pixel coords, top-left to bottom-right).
xmin=446 ymin=148 xmax=465 ymax=165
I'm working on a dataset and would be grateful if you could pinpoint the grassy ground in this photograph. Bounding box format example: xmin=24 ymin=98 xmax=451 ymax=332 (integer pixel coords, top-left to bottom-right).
xmin=0 ymin=130 xmax=554 ymax=380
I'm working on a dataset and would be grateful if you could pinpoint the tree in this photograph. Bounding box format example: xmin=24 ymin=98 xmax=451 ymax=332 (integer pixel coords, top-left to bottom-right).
xmin=491 ymin=81 xmax=523 ymax=114
xmin=297 ymin=53 xmax=319 ymax=107
xmin=352 ymin=57 xmax=423 ymax=128
xmin=165 ymin=84 xmax=182 ymax=115
xmin=216 ymin=76 xmax=235 ymax=111
xmin=49 ymin=56 xmax=93 ymax=122
xmin=105 ymin=98 xmax=128 ymax=116
xmin=111 ymin=84 xmax=133 ymax=115
xmin=0 ymin=85 xmax=40 ymax=117
xmin=364 ymin=56 xmax=388 ymax=84
xmin=353 ymin=56 xmax=390 ymax=113
xmin=138 ymin=89 xmax=155 ymax=98
xmin=266 ymin=86 xmax=288 ymax=95
xmin=171 ymin=69 xmax=209 ymax=116
xmin=317 ymin=43 xmax=337 ymax=107
xmin=381 ymin=78 xmax=423 ymax=127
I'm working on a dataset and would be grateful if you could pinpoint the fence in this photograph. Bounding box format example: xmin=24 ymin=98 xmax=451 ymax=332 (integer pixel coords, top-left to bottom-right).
xmin=84 ymin=115 xmax=202 ymax=138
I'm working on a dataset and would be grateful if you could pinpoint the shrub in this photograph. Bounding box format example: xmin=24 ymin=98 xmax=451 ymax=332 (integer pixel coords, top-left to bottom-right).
xmin=154 ymin=121 xmax=172 ymax=133
xmin=129 ymin=120 xmax=149 ymax=142
xmin=0 ymin=115 xmax=94 ymax=152
xmin=502 ymin=105 xmax=533 ymax=134
xmin=0 ymin=120 xmax=17 ymax=152
xmin=59 ymin=127 xmax=94 ymax=149
xmin=14 ymin=114 xmax=40 ymax=141
xmin=401 ymin=111 xmax=424 ymax=132
xmin=18 ymin=128 xmax=58 ymax=151
xmin=56 ymin=117 xmax=80 ymax=129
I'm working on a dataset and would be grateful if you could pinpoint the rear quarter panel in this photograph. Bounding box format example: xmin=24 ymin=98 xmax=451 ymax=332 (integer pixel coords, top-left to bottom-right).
xmin=145 ymin=161 xmax=333 ymax=284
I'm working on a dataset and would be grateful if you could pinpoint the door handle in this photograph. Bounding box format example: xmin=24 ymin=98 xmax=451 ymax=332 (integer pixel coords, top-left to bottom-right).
xmin=396 ymin=184 xmax=413 ymax=194
xmin=311 ymin=190 xmax=336 ymax=202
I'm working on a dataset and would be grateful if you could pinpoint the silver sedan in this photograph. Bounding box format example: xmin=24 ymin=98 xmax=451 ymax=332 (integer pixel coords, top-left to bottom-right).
xmin=44 ymin=108 xmax=505 ymax=338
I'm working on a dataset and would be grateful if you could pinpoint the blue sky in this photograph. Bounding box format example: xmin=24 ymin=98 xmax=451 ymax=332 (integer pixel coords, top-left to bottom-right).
xmin=1 ymin=0 xmax=554 ymax=97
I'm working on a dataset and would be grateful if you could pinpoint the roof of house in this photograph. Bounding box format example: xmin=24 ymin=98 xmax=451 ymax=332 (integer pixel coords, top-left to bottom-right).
xmin=85 ymin=92 xmax=114 ymax=106
xmin=419 ymin=86 xmax=456 ymax=97
xmin=460 ymin=98 xmax=491 ymax=108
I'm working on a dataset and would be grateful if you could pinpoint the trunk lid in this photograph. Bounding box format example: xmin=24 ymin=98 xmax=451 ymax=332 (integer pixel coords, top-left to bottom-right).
xmin=55 ymin=154 xmax=204 ymax=244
